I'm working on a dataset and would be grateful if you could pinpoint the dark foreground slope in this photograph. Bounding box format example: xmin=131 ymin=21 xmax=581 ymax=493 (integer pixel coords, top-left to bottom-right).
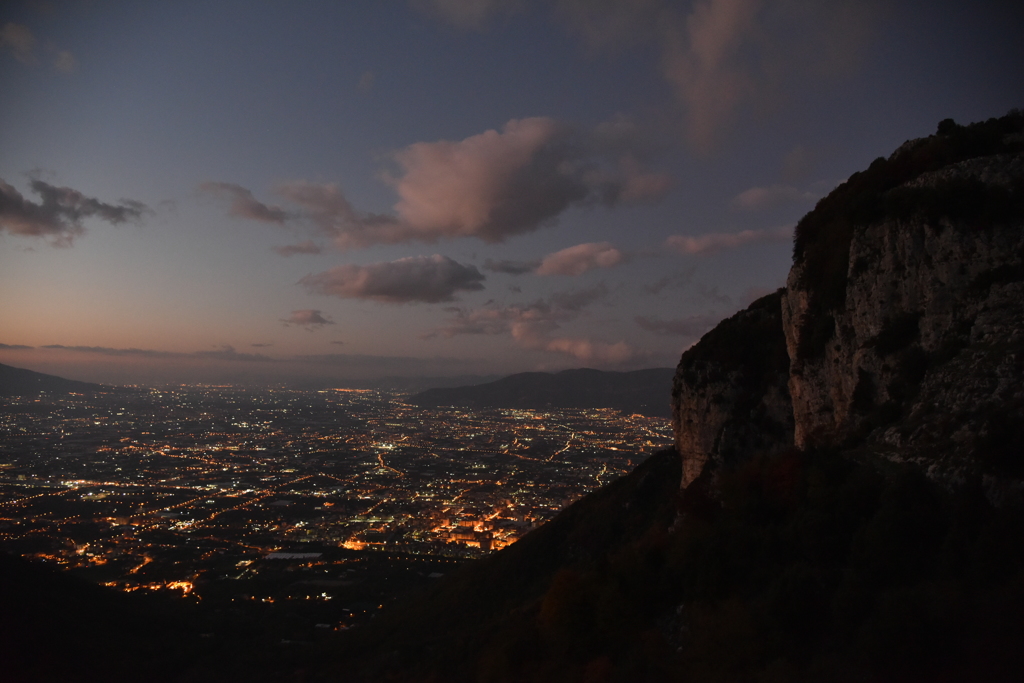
xmin=406 ymin=368 xmax=675 ymax=417
xmin=0 ymin=362 xmax=112 ymax=396
xmin=330 ymin=112 xmax=1024 ymax=682
xmin=0 ymin=553 xmax=202 ymax=683
xmin=339 ymin=391 xmax=1024 ymax=683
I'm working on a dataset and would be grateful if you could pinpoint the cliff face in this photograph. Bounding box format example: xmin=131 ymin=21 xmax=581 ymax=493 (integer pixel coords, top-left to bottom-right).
xmin=671 ymin=291 xmax=793 ymax=488
xmin=674 ymin=112 xmax=1024 ymax=488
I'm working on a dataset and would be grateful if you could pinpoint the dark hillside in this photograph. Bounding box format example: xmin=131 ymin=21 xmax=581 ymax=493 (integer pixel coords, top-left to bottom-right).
xmin=407 ymin=368 xmax=675 ymax=417
xmin=0 ymin=362 xmax=112 ymax=396
xmin=331 ymin=448 xmax=1024 ymax=682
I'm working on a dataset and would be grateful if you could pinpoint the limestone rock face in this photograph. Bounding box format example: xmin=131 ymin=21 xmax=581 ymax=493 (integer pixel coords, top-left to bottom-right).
xmin=782 ymin=153 xmax=1024 ymax=482
xmin=671 ymin=291 xmax=794 ymax=488
xmin=672 ymin=112 xmax=1024 ymax=489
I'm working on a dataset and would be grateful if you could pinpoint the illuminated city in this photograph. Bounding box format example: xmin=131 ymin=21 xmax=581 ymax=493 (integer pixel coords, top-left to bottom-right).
xmin=0 ymin=387 xmax=670 ymax=625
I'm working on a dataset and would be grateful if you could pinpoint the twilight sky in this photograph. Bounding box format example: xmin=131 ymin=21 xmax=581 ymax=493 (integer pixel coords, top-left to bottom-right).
xmin=1 ymin=0 xmax=1021 ymax=387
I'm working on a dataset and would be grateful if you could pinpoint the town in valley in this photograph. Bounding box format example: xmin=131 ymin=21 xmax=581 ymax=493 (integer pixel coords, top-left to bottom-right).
xmin=0 ymin=386 xmax=671 ymax=628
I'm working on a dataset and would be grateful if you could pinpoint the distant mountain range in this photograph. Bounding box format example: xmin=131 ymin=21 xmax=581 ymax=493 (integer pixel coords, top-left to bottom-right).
xmin=0 ymin=363 xmax=113 ymax=396
xmin=406 ymin=367 xmax=675 ymax=417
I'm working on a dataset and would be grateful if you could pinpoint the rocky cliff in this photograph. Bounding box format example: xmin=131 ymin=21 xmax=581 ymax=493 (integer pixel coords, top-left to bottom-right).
xmin=674 ymin=111 xmax=1024 ymax=490
xmin=671 ymin=291 xmax=793 ymax=488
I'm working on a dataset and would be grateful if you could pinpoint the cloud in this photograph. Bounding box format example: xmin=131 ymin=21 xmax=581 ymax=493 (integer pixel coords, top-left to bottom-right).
xmin=665 ymin=225 xmax=792 ymax=255
xmin=635 ymin=313 xmax=720 ymax=337
xmin=661 ymin=0 xmax=761 ymax=148
xmin=431 ymin=281 xmax=610 ymax=337
xmin=41 ymin=344 xmax=174 ymax=358
xmin=506 ymin=315 xmax=633 ymax=363
xmin=1 ymin=22 xmax=77 ymax=73
xmin=273 ymin=240 xmax=322 ymax=256
xmin=426 ymin=284 xmax=632 ymax=363
xmin=413 ymin=0 xmax=525 ymax=30
xmin=51 ymin=49 xmax=76 ymax=73
xmin=540 ymin=336 xmax=633 ymax=364
xmin=208 ymin=117 xmax=669 ymax=250
xmin=556 ymin=1 xmax=876 ymax=149
xmin=281 ymin=309 xmax=335 ymax=329
xmin=483 ymin=258 xmax=540 ymax=275
xmin=251 ymin=343 xmax=273 ymax=348
xmin=200 ymin=181 xmax=288 ymax=223
xmin=38 ymin=343 xmax=276 ymax=363
xmin=426 ymin=287 xmax=591 ymax=339
xmin=536 ymin=242 xmax=625 ymax=276
xmin=555 ymin=0 xmax=761 ymax=146
xmin=300 ymin=254 xmax=485 ymax=304
xmin=192 ymin=345 xmax=276 ymax=362
xmin=732 ymin=184 xmax=816 ymax=211
xmin=274 ymin=180 xmax=406 ymax=250
xmin=387 ymin=117 xmax=587 ymax=243
xmin=0 ymin=343 xmax=34 ymax=350
xmin=1 ymin=23 xmax=36 ymax=64
xmin=0 ymin=178 xmax=149 ymax=246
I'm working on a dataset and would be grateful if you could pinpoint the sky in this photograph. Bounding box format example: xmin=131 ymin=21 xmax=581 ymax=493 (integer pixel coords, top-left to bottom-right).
xmin=1 ymin=0 xmax=1021 ymax=387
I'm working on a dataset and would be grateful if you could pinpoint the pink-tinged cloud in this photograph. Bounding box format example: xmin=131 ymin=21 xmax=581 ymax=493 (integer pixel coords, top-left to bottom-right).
xmin=281 ymin=309 xmax=335 ymax=328
xmin=662 ymin=0 xmax=760 ymax=148
xmin=0 ymin=178 xmax=149 ymax=246
xmin=427 ymin=283 xmax=608 ymax=339
xmin=274 ymin=180 xmax=407 ymax=250
xmin=200 ymin=182 xmax=288 ymax=223
xmin=207 ymin=118 xmax=670 ymax=250
xmin=556 ymin=1 xmax=875 ymax=149
xmin=388 ymin=117 xmax=587 ymax=242
xmin=273 ymin=240 xmax=322 ymax=256
xmin=52 ymin=50 xmax=76 ymax=73
xmin=1 ymin=22 xmax=77 ymax=73
xmin=427 ymin=287 xmax=632 ymax=364
xmin=300 ymin=254 xmax=485 ymax=304
xmin=39 ymin=343 xmax=275 ymax=363
xmin=732 ymin=184 xmax=816 ymax=210
xmin=665 ymin=225 xmax=792 ymax=255
xmin=508 ymin=319 xmax=633 ymax=363
xmin=536 ymin=242 xmax=625 ymax=276
xmin=543 ymin=337 xmax=634 ymax=364
xmin=615 ymin=157 xmax=674 ymax=202
xmin=1 ymin=23 xmax=36 ymax=64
